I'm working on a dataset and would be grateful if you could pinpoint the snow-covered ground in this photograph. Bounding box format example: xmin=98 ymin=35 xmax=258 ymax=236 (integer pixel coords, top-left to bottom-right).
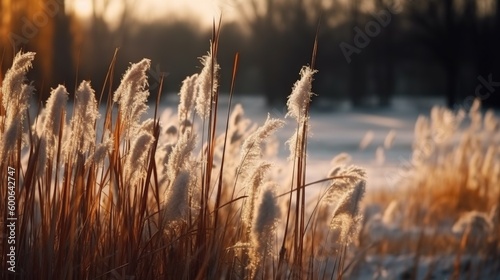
xmin=155 ymin=94 xmax=449 ymax=191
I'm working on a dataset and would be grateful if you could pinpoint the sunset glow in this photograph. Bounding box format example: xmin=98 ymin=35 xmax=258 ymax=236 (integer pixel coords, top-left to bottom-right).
xmin=68 ymin=0 xmax=242 ymax=27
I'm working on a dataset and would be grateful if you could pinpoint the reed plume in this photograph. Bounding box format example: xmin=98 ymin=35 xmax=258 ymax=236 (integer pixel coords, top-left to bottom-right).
xmin=1 ymin=51 xmax=35 ymax=158
xmin=113 ymin=58 xmax=151 ymax=137
xmin=65 ymin=81 xmax=99 ymax=158
xmin=195 ymin=49 xmax=219 ymax=119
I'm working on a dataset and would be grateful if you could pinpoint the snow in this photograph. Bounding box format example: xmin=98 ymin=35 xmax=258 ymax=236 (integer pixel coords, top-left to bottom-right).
xmin=155 ymin=94 xmax=447 ymax=191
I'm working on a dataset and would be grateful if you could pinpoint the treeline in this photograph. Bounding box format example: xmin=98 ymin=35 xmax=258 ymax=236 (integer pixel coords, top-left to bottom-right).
xmin=1 ymin=0 xmax=500 ymax=108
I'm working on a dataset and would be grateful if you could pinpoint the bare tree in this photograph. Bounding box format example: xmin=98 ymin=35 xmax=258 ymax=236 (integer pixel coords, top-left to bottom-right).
xmin=236 ymin=0 xmax=334 ymax=105
xmin=348 ymin=0 xmax=369 ymax=107
xmin=408 ymin=0 xmax=462 ymax=108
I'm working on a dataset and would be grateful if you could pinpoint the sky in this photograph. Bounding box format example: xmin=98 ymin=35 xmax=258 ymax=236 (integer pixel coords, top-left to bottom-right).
xmin=68 ymin=0 xmax=244 ymax=28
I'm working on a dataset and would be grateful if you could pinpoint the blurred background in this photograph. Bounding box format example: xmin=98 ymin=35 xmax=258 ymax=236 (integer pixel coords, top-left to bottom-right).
xmin=1 ymin=0 xmax=500 ymax=108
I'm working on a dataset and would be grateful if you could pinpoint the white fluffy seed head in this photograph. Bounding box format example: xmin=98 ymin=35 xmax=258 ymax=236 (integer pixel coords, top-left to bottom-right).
xmin=242 ymin=163 xmax=271 ymax=228
xmin=249 ymin=183 xmax=280 ymax=277
xmin=1 ymin=52 xmax=36 ymax=158
xmin=286 ymin=66 xmax=317 ymax=121
xmin=253 ymin=184 xmax=280 ymax=236
xmin=113 ymin=59 xmax=151 ymax=136
xmin=85 ymin=132 xmax=114 ymax=167
xmin=329 ymin=180 xmax=366 ymax=245
xmin=66 ymin=81 xmax=99 ymax=157
xmin=42 ymin=85 xmax=69 ymax=159
xmin=1 ymin=51 xmax=35 ymax=111
xmin=178 ymin=73 xmax=198 ymax=122
xmin=195 ymin=50 xmax=219 ymax=119
xmin=163 ymin=169 xmax=191 ymax=224
xmin=240 ymin=115 xmax=284 ymax=171
xmin=166 ymin=132 xmax=196 ymax=183
xmin=286 ymin=124 xmax=308 ymax=161
xmin=125 ymin=131 xmax=155 ymax=186
xmin=138 ymin=118 xmax=155 ymax=135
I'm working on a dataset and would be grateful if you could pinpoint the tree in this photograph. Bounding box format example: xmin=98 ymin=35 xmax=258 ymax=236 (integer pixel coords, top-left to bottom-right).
xmin=236 ymin=0 xmax=328 ymax=106
xmin=408 ymin=0 xmax=465 ymax=108
xmin=372 ymin=0 xmax=395 ymax=107
xmin=348 ymin=0 xmax=368 ymax=107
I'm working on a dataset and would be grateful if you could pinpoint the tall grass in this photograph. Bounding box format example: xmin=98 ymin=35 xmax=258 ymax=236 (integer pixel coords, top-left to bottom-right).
xmin=361 ymin=100 xmax=500 ymax=278
xmin=0 ymin=37 xmax=367 ymax=279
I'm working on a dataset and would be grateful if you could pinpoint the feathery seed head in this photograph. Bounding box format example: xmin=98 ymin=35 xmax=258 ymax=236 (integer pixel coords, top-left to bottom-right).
xmin=163 ymin=169 xmax=191 ymax=224
xmin=242 ymin=163 xmax=272 ymax=227
xmin=166 ymin=132 xmax=196 ymax=182
xmin=1 ymin=51 xmax=35 ymax=110
xmin=249 ymin=183 xmax=281 ymax=277
xmin=286 ymin=66 xmax=317 ymax=121
xmin=66 ymin=81 xmax=99 ymax=156
xmin=195 ymin=50 xmax=220 ymax=119
xmin=330 ymin=180 xmax=366 ymax=245
xmin=125 ymin=130 xmax=155 ymax=186
xmin=40 ymin=85 xmax=68 ymax=159
xmin=330 ymin=153 xmax=352 ymax=166
xmin=1 ymin=52 xmax=35 ymax=158
xmin=178 ymin=73 xmax=198 ymax=121
xmin=240 ymin=115 xmax=284 ymax=171
xmin=253 ymin=184 xmax=281 ymax=236
xmin=113 ymin=58 xmax=151 ymax=135
xmin=139 ymin=118 xmax=155 ymax=134
xmin=85 ymin=132 xmax=114 ymax=167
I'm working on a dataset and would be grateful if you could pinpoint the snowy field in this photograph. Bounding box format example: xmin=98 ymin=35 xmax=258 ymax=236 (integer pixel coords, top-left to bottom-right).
xmin=154 ymin=94 xmax=448 ymax=191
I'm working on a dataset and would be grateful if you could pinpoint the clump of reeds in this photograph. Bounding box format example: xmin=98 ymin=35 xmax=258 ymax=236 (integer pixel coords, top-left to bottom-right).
xmin=361 ymin=99 xmax=500 ymax=278
xmin=0 ymin=43 xmax=367 ymax=279
xmin=405 ymin=99 xmax=500 ymax=225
